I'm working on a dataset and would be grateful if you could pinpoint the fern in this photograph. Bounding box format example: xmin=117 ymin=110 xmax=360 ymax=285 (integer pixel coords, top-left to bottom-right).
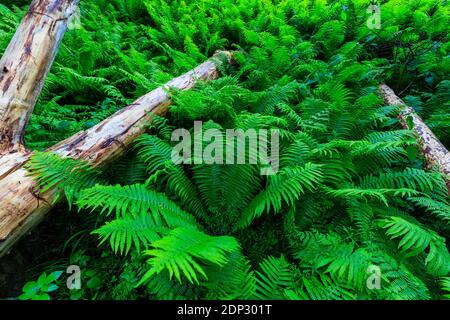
xmin=380 ymin=216 xmax=450 ymax=276
xmin=139 ymin=227 xmax=240 ymax=284
xmin=409 ymin=197 xmax=450 ymax=222
xmin=78 ymin=184 xmax=196 ymax=226
xmin=236 ymin=163 xmax=323 ymax=230
xmin=203 ymin=251 xmax=257 ymax=300
xmin=254 ymin=256 xmax=294 ymax=300
xmin=136 ymin=134 xmax=208 ymax=220
xmin=92 ymin=212 xmax=169 ymax=254
xmin=25 ymin=152 xmax=102 ymax=207
xmin=12 ymin=0 xmax=450 ymax=301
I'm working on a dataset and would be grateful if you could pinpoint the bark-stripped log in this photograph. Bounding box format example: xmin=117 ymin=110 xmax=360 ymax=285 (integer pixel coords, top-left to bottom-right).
xmin=0 ymin=0 xmax=80 ymax=153
xmin=0 ymin=51 xmax=233 ymax=258
xmin=379 ymin=84 xmax=450 ymax=192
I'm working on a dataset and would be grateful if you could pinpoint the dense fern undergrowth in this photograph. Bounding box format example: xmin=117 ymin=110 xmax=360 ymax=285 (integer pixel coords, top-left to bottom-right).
xmin=0 ymin=0 xmax=449 ymax=300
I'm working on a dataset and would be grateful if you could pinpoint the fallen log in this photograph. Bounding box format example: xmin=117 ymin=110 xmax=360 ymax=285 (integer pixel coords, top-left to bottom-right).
xmin=0 ymin=51 xmax=232 ymax=257
xmin=0 ymin=0 xmax=80 ymax=153
xmin=379 ymin=84 xmax=450 ymax=192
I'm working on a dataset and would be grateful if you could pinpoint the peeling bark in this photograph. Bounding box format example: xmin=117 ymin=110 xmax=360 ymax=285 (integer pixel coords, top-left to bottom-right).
xmin=379 ymin=84 xmax=450 ymax=192
xmin=0 ymin=0 xmax=79 ymax=153
xmin=0 ymin=51 xmax=233 ymax=257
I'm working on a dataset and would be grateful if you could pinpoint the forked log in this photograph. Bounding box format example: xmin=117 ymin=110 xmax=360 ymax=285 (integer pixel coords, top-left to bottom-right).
xmin=379 ymin=84 xmax=450 ymax=192
xmin=0 ymin=0 xmax=80 ymax=153
xmin=0 ymin=51 xmax=232 ymax=257
xmin=0 ymin=0 xmax=233 ymax=257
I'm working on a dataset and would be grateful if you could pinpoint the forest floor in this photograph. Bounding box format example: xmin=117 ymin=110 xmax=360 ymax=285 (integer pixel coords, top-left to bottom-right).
xmin=0 ymin=0 xmax=449 ymax=300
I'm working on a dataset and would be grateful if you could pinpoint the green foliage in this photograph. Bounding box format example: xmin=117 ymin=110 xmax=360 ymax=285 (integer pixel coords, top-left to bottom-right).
xmin=236 ymin=164 xmax=323 ymax=230
xmin=441 ymin=277 xmax=450 ymax=299
xmin=25 ymin=152 xmax=102 ymax=208
xmin=5 ymin=0 xmax=449 ymax=301
xmin=140 ymin=227 xmax=240 ymax=285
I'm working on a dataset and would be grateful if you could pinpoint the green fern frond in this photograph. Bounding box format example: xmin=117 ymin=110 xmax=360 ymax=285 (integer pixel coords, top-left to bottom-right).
xmin=78 ymin=184 xmax=196 ymax=228
xmin=92 ymin=212 xmax=169 ymax=254
xmin=254 ymin=256 xmax=294 ymax=300
xmin=139 ymin=227 xmax=240 ymax=284
xmin=315 ymin=81 xmax=353 ymax=109
xmin=236 ymin=163 xmax=323 ymax=230
xmin=204 ymin=251 xmax=257 ymax=300
xmin=300 ymin=274 xmax=356 ymax=300
xmin=441 ymin=277 xmax=450 ymax=299
xmin=26 ymin=152 xmax=102 ymax=207
xmin=136 ymin=134 xmax=208 ymax=219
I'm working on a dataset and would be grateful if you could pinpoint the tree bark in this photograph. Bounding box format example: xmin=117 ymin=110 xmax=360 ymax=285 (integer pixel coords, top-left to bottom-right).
xmin=379 ymin=84 xmax=450 ymax=192
xmin=0 ymin=51 xmax=233 ymax=258
xmin=0 ymin=0 xmax=79 ymax=153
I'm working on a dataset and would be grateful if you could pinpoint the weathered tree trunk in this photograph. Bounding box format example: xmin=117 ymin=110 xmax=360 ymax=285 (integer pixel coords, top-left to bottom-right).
xmin=379 ymin=84 xmax=450 ymax=192
xmin=0 ymin=51 xmax=233 ymax=257
xmin=0 ymin=0 xmax=80 ymax=153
